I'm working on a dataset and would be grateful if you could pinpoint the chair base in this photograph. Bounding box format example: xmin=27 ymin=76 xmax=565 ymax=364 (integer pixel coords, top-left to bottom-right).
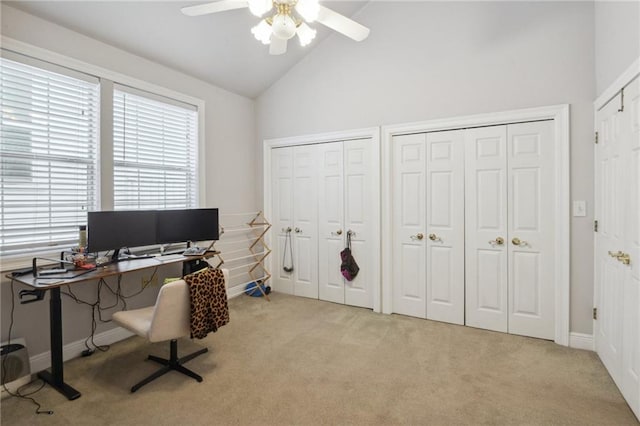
xmin=131 ymin=339 xmax=208 ymax=393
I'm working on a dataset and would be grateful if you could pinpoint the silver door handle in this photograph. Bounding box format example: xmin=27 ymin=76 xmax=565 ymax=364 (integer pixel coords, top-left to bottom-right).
xmin=331 ymin=229 xmax=343 ymax=236
xmin=294 ymin=227 xmax=302 ymax=234
xmin=411 ymin=233 xmax=424 ymax=241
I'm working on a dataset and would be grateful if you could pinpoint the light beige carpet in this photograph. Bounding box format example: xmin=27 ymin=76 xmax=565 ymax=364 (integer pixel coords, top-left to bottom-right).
xmin=1 ymin=292 xmax=637 ymax=425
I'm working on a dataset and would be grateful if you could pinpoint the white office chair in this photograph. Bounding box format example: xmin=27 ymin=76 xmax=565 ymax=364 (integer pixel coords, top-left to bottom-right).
xmin=112 ymin=269 xmax=229 ymax=393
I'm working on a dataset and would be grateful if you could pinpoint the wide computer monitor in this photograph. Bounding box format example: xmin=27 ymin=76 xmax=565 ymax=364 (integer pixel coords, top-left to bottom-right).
xmin=156 ymin=208 xmax=219 ymax=245
xmin=87 ymin=210 xmax=157 ymax=256
xmin=87 ymin=208 xmax=219 ymax=260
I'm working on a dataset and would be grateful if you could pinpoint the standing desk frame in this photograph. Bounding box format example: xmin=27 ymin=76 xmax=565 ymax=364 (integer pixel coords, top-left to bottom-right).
xmin=6 ymin=254 xmax=211 ymax=400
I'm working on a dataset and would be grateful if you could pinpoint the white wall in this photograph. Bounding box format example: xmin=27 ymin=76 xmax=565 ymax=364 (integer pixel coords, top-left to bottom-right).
xmin=595 ymin=1 xmax=640 ymax=96
xmin=256 ymin=1 xmax=596 ymax=334
xmin=1 ymin=5 xmax=257 ymax=357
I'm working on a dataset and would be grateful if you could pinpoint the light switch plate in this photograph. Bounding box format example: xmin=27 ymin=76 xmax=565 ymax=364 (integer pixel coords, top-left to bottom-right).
xmin=573 ymin=200 xmax=587 ymax=217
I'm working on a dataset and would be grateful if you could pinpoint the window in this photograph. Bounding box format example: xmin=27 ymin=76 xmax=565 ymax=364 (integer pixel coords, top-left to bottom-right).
xmin=0 ymin=55 xmax=99 ymax=257
xmin=0 ymin=49 xmax=201 ymax=263
xmin=113 ymin=86 xmax=198 ymax=210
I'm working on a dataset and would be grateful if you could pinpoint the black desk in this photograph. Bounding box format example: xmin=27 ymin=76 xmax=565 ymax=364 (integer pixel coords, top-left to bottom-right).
xmin=6 ymin=253 xmax=214 ymax=401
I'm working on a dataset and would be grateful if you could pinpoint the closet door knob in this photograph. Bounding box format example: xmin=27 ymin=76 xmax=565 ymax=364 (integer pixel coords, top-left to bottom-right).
xmin=512 ymin=237 xmax=528 ymax=246
xmin=336 ymin=229 xmax=343 ymax=235
xmin=489 ymin=237 xmax=504 ymax=246
xmin=411 ymin=233 xmax=424 ymax=241
xmin=619 ymin=253 xmax=631 ymax=265
xmin=428 ymin=233 xmax=440 ymax=241
xmin=294 ymin=227 xmax=302 ymax=234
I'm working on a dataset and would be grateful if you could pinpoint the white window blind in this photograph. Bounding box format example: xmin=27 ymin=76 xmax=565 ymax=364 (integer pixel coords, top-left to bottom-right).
xmin=113 ymin=86 xmax=198 ymax=210
xmin=0 ymin=56 xmax=99 ymax=257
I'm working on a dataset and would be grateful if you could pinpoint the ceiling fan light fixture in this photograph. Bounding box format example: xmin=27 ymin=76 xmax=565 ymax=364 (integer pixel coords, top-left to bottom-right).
xmin=296 ymin=22 xmax=316 ymax=47
xmin=251 ymin=19 xmax=272 ymax=44
xmin=247 ymin=0 xmax=272 ymax=17
xmin=295 ymin=0 xmax=319 ymax=22
xmin=271 ymin=13 xmax=297 ymax=40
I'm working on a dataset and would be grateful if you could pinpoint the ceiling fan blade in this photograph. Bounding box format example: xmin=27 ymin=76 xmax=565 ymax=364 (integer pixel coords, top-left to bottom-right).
xmin=181 ymin=0 xmax=248 ymax=16
xmin=316 ymin=5 xmax=370 ymax=42
xmin=269 ymin=36 xmax=288 ymax=55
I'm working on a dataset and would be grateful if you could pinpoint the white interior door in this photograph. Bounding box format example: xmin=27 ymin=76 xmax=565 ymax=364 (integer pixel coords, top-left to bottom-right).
xmin=595 ymin=91 xmax=626 ymax=388
xmin=318 ymin=142 xmax=345 ymax=304
xmin=344 ymin=138 xmax=374 ymax=308
xmin=270 ymin=147 xmax=294 ymax=294
xmin=507 ymin=121 xmax=555 ymax=339
xmin=425 ymin=130 xmax=465 ymax=325
xmin=293 ymin=144 xmax=319 ymax=299
xmin=621 ymin=77 xmax=640 ymax=419
xmin=392 ymin=133 xmax=427 ymax=318
xmin=465 ymin=125 xmax=508 ymax=333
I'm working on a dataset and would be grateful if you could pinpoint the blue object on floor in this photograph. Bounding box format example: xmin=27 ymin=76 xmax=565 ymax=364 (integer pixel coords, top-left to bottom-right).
xmin=245 ymin=282 xmax=266 ymax=297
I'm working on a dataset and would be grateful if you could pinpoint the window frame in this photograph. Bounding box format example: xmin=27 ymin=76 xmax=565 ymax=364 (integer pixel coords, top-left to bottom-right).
xmin=0 ymin=38 xmax=206 ymax=272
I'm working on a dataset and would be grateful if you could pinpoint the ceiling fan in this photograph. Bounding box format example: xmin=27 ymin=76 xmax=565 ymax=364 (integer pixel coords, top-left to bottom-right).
xmin=181 ymin=0 xmax=370 ymax=55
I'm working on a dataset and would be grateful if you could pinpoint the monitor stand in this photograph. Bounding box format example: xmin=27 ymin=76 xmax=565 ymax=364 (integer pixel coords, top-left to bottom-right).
xmin=108 ymin=249 xmax=154 ymax=264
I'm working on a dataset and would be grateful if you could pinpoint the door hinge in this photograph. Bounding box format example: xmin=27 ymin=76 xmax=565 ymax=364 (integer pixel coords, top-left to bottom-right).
xmin=593 ymin=307 xmax=598 ymax=320
xmin=594 ymin=220 xmax=598 ymax=232
xmin=595 ymin=131 xmax=599 ymax=144
xmin=618 ymin=88 xmax=625 ymax=113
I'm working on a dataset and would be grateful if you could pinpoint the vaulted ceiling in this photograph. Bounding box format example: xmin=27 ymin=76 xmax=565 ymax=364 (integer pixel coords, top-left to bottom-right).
xmin=6 ymin=1 xmax=368 ymax=99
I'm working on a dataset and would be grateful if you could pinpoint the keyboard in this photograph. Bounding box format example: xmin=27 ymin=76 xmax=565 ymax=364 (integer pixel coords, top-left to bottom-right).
xmin=183 ymin=247 xmax=206 ymax=256
xmin=156 ymin=254 xmax=184 ymax=262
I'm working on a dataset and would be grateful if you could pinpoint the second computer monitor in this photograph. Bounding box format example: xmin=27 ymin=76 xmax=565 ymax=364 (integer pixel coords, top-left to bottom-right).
xmin=156 ymin=208 xmax=219 ymax=245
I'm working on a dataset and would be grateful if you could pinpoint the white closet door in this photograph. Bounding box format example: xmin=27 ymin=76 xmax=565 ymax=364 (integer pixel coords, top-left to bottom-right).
xmin=270 ymin=147 xmax=294 ymax=294
xmin=621 ymin=78 xmax=640 ymax=417
xmin=596 ymin=92 xmax=626 ymax=388
xmin=507 ymin=121 xmax=555 ymax=339
xmin=344 ymin=138 xmax=373 ymax=308
xmin=425 ymin=130 xmax=465 ymax=324
xmin=465 ymin=126 xmax=508 ymax=333
xmin=318 ymin=142 xmax=345 ymax=304
xmin=392 ymin=133 xmax=427 ymax=318
xmin=293 ymin=144 xmax=319 ymax=299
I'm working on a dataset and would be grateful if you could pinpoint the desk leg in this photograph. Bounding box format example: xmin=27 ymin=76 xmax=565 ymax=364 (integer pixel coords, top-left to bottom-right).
xmin=37 ymin=287 xmax=81 ymax=400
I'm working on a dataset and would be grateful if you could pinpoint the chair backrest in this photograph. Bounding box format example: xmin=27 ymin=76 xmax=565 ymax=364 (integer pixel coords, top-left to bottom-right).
xmin=147 ymin=279 xmax=191 ymax=342
xmin=147 ymin=268 xmax=229 ymax=343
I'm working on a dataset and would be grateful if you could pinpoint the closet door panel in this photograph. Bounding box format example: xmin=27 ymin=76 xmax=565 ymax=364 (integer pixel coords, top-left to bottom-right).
xmin=596 ymin=95 xmax=625 ymax=386
xmin=293 ymin=145 xmax=319 ymax=299
xmin=507 ymin=121 xmax=555 ymax=339
xmin=271 ymin=147 xmax=294 ymax=294
xmin=465 ymin=126 xmax=508 ymax=332
xmin=425 ymin=130 xmax=465 ymax=325
xmin=392 ymin=134 xmax=427 ymax=318
xmin=318 ymin=142 xmax=345 ymax=304
xmin=344 ymin=138 xmax=373 ymax=308
xmin=621 ymin=78 xmax=640 ymax=417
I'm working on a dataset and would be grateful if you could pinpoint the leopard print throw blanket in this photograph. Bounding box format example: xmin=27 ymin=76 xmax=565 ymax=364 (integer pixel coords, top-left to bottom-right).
xmin=184 ymin=268 xmax=230 ymax=339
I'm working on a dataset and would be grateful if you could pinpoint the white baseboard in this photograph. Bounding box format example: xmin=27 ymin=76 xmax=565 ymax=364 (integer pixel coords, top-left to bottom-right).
xmin=569 ymin=332 xmax=594 ymax=351
xmin=30 ymin=327 xmax=134 ymax=374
